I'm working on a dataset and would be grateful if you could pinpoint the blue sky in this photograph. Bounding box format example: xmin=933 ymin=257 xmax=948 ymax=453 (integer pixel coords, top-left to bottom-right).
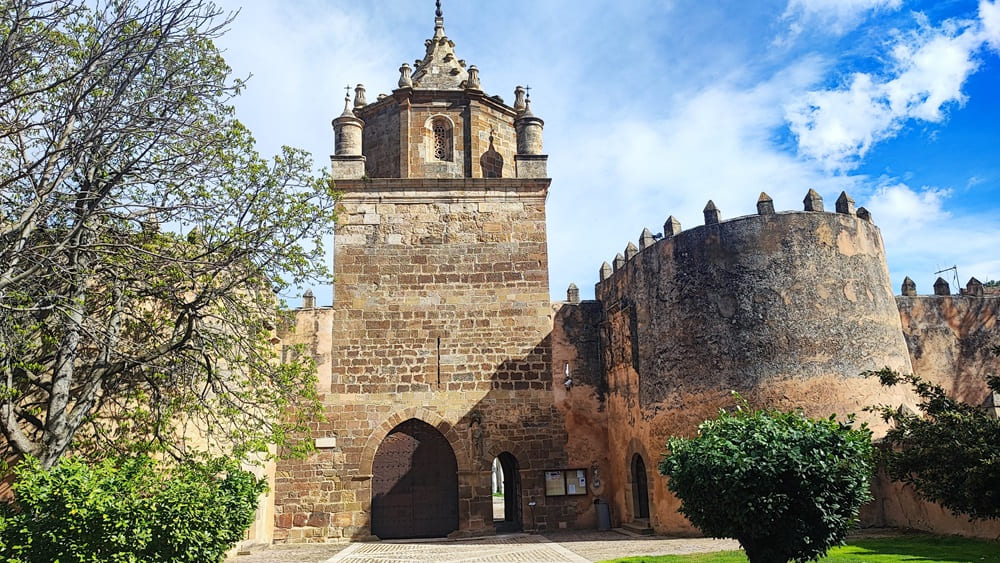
xmin=215 ymin=0 xmax=1000 ymax=303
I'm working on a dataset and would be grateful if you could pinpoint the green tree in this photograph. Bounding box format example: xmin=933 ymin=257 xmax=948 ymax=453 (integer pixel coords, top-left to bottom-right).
xmin=0 ymin=0 xmax=336 ymax=469
xmin=867 ymin=365 xmax=1000 ymax=520
xmin=659 ymin=402 xmax=874 ymax=563
xmin=0 ymin=455 xmax=266 ymax=562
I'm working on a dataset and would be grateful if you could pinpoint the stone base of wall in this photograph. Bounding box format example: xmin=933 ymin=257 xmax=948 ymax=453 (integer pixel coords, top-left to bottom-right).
xmin=864 ymin=472 xmax=1000 ymax=540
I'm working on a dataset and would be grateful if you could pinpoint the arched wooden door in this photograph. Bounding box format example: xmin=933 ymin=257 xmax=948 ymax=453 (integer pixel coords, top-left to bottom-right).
xmin=371 ymin=419 xmax=459 ymax=539
xmin=632 ymin=453 xmax=650 ymax=519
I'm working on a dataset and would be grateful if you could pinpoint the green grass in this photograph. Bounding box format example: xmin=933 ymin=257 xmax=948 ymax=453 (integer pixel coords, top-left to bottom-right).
xmin=603 ymin=534 xmax=1000 ymax=563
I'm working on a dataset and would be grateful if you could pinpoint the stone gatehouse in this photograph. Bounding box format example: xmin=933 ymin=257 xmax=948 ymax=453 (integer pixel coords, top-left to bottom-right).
xmin=263 ymin=4 xmax=1000 ymax=546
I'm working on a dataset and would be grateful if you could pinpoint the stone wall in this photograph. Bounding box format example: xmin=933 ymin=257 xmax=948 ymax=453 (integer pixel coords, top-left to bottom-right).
xmin=357 ymin=91 xmax=517 ymax=180
xmin=867 ymin=472 xmax=1000 ymax=540
xmin=272 ymin=177 xmax=599 ymax=541
xmin=357 ymin=100 xmax=401 ymax=179
xmin=897 ymin=295 xmax=999 ymax=404
xmin=550 ymin=301 xmax=610 ymax=528
xmin=593 ymin=206 xmax=917 ymax=534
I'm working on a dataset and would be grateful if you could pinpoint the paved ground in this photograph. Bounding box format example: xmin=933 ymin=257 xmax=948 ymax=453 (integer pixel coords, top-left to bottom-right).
xmin=227 ymin=530 xmax=740 ymax=563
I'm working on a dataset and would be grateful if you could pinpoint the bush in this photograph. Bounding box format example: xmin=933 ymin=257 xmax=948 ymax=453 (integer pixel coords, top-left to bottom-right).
xmin=0 ymin=455 xmax=266 ymax=563
xmin=867 ymin=367 xmax=1000 ymax=520
xmin=659 ymin=402 xmax=874 ymax=563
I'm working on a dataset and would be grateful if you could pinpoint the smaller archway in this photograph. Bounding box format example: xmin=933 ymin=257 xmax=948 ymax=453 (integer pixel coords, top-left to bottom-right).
xmin=492 ymin=452 xmax=522 ymax=533
xmin=631 ymin=453 xmax=650 ymax=520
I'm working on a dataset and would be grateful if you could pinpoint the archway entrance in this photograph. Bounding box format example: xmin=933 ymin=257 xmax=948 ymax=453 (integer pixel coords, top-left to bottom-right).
xmin=631 ymin=453 xmax=650 ymax=520
xmin=492 ymin=452 xmax=522 ymax=533
xmin=371 ymin=419 xmax=459 ymax=539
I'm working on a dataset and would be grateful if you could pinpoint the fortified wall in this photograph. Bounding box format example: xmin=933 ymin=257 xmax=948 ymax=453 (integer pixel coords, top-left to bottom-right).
xmin=552 ymin=191 xmax=999 ymax=536
xmin=261 ymin=4 xmax=999 ymax=547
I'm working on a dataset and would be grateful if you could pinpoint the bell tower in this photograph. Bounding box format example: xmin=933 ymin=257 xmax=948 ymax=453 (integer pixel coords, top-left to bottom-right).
xmin=316 ymin=1 xmax=567 ymax=539
xmin=330 ymin=4 xmax=547 ymax=181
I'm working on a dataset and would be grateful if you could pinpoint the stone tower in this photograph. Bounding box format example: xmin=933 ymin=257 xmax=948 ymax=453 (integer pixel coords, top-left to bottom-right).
xmin=273 ymin=3 xmax=587 ymax=542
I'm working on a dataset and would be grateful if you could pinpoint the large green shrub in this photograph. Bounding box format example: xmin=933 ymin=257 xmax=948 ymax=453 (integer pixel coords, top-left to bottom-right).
xmin=659 ymin=403 xmax=874 ymax=563
xmin=0 ymin=455 xmax=266 ymax=563
xmin=867 ymin=367 xmax=1000 ymax=520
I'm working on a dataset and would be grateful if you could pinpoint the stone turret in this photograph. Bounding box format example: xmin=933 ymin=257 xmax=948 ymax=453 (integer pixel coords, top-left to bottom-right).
xmin=964 ymin=277 xmax=984 ymax=297
xmin=664 ymin=216 xmax=682 ymax=236
xmin=331 ymin=92 xmax=365 ymax=179
xmin=934 ymin=277 xmax=951 ymax=296
xmin=803 ymin=189 xmax=824 ymax=212
xmin=901 ymin=276 xmax=917 ymax=297
xmin=567 ymin=283 xmax=580 ymax=304
xmin=515 ymin=94 xmax=547 ymax=178
xmin=703 ymin=200 xmax=721 ymax=225
xmin=836 ymin=191 xmax=855 ymax=215
xmin=757 ymin=192 xmax=775 ymax=215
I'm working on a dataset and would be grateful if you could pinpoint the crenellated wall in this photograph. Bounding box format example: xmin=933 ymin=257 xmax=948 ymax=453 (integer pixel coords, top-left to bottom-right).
xmin=589 ymin=192 xmax=919 ymax=534
xmin=896 ymin=294 xmax=999 ymax=405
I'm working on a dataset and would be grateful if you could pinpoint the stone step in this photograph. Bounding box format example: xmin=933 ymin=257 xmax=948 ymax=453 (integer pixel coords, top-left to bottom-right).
xmin=620 ymin=518 xmax=654 ymax=536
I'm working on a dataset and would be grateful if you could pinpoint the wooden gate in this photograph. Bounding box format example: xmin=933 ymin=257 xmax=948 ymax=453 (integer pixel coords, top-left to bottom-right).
xmin=371 ymin=419 xmax=458 ymax=539
xmin=632 ymin=453 xmax=650 ymax=519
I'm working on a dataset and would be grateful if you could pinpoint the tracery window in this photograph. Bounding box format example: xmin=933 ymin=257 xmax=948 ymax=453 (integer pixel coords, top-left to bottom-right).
xmin=431 ymin=117 xmax=453 ymax=161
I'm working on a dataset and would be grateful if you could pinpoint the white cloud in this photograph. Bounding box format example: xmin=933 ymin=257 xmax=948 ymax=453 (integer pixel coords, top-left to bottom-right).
xmin=785 ymin=14 xmax=985 ymax=170
xmin=864 ymin=182 xmax=951 ymax=242
xmin=780 ymin=0 xmax=902 ymax=37
xmin=204 ymin=0 xmax=1000 ymax=301
xmin=982 ymin=0 xmax=1000 ymax=51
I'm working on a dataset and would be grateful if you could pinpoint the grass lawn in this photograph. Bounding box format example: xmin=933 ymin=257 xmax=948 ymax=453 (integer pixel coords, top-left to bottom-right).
xmin=603 ymin=534 xmax=1000 ymax=562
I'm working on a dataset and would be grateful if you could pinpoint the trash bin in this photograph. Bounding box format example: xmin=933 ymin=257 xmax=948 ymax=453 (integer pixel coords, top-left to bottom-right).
xmin=594 ymin=498 xmax=611 ymax=531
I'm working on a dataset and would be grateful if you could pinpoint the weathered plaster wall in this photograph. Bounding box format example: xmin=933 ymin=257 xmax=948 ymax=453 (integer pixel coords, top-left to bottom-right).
xmin=594 ymin=209 xmax=916 ymax=534
xmin=551 ymin=301 xmax=609 ymax=528
xmin=897 ymin=295 xmax=1000 ymax=404
xmin=867 ymin=472 xmax=1000 ymax=540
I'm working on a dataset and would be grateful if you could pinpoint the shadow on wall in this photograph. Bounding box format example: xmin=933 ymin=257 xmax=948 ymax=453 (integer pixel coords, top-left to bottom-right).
xmin=348 ymin=333 xmax=609 ymax=540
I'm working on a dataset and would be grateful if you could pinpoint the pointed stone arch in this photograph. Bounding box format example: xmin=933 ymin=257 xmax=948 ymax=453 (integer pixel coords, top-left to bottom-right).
xmin=360 ymin=407 xmax=469 ymax=476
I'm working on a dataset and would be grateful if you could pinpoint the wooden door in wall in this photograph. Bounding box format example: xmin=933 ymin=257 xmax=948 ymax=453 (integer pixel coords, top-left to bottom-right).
xmin=632 ymin=454 xmax=650 ymax=519
xmin=371 ymin=419 xmax=459 ymax=539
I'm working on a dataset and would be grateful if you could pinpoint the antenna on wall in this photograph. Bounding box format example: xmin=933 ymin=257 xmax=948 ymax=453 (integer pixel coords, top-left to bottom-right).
xmin=934 ymin=265 xmax=960 ymax=290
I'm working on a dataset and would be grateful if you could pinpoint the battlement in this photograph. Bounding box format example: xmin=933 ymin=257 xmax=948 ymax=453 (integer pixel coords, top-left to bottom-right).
xmin=899 ymin=275 xmax=1000 ymax=297
xmin=597 ymin=189 xmax=875 ymax=284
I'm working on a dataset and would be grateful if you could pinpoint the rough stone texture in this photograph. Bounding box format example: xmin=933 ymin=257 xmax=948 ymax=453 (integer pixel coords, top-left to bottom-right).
xmin=356 ymin=91 xmax=517 ymax=180
xmin=896 ymin=295 xmax=1000 ymax=405
xmin=594 ymin=210 xmax=916 ymax=534
xmin=267 ymin=9 xmax=1000 ymax=546
xmin=273 ymin=176 xmax=593 ymax=541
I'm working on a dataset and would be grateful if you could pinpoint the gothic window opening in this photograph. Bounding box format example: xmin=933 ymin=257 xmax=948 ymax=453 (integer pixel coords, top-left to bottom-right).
xmin=431 ymin=118 xmax=453 ymax=162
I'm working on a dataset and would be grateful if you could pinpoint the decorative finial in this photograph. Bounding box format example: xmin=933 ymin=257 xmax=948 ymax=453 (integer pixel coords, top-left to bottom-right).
xmin=514 ymin=86 xmax=527 ymax=112
xmin=525 ymin=84 xmax=532 ymax=100
xmin=340 ymin=87 xmax=351 ymax=115
xmin=436 ymin=0 xmax=443 ymax=18
xmin=353 ymin=84 xmax=367 ymax=108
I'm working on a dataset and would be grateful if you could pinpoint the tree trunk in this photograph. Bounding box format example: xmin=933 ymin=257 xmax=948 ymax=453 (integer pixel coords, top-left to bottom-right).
xmin=742 ymin=541 xmax=788 ymax=563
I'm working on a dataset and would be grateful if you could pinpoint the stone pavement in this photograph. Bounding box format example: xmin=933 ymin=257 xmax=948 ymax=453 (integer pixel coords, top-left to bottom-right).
xmin=228 ymin=530 xmax=740 ymax=563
